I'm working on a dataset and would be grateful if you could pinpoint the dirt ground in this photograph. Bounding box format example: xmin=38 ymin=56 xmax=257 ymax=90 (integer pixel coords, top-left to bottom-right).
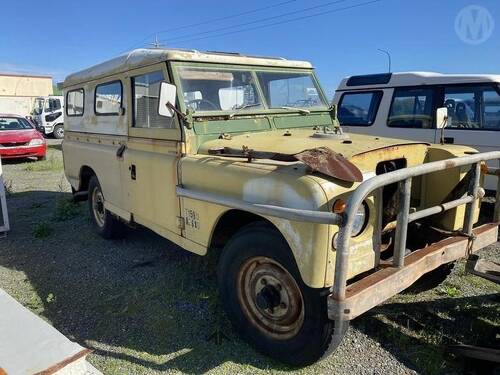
xmin=0 ymin=140 xmax=499 ymax=375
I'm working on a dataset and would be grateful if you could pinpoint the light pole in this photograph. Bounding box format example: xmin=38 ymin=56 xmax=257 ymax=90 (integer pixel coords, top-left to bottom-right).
xmin=377 ymin=49 xmax=392 ymax=73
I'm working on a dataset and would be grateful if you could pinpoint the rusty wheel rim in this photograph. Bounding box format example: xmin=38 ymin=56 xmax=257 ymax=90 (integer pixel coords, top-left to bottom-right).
xmin=237 ymin=256 xmax=304 ymax=340
xmin=92 ymin=187 xmax=105 ymax=228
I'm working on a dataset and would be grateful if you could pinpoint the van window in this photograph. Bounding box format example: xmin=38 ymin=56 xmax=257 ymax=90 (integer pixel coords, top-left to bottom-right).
xmin=95 ymin=81 xmax=122 ymax=115
xmin=66 ymin=89 xmax=84 ymax=116
xmin=132 ymin=71 xmax=173 ymax=128
xmin=388 ymin=88 xmax=434 ymax=128
xmin=444 ymin=86 xmax=500 ymax=130
xmin=338 ymin=91 xmax=382 ymax=126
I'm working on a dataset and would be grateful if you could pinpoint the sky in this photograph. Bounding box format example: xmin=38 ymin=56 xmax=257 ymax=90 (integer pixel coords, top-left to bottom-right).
xmin=1 ymin=0 xmax=499 ymax=97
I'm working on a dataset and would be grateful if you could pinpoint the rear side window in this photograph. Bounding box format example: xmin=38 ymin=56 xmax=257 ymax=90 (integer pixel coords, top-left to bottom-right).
xmin=66 ymin=89 xmax=84 ymax=116
xmin=388 ymin=88 xmax=435 ymax=128
xmin=338 ymin=91 xmax=382 ymax=126
xmin=95 ymin=81 xmax=122 ymax=115
xmin=132 ymin=70 xmax=174 ymax=128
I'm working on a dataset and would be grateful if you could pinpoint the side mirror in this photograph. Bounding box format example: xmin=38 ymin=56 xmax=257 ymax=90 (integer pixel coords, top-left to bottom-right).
xmin=436 ymin=107 xmax=448 ymax=129
xmin=158 ymin=82 xmax=177 ymax=118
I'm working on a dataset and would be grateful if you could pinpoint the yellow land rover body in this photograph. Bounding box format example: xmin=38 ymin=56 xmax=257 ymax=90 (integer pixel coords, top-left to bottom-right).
xmin=62 ymin=49 xmax=499 ymax=366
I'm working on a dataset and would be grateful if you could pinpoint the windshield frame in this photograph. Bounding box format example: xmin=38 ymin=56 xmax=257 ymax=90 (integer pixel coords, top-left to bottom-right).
xmin=171 ymin=62 xmax=330 ymax=117
xmin=33 ymin=97 xmax=45 ymax=115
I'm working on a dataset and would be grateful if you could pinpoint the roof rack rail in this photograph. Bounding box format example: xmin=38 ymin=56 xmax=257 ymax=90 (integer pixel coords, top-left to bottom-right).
xmin=206 ymin=50 xmax=286 ymax=60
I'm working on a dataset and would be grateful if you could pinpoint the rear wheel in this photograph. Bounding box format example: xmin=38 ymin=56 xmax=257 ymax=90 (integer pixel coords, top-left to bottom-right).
xmin=88 ymin=176 xmax=124 ymax=239
xmin=53 ymin=124 xmax=64 ymax=139
xmin=217 ymin=222 xmax=345 ymax=366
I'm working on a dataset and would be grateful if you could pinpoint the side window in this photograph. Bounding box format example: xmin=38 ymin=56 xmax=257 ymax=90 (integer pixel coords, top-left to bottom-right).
xmin=132 ymin=70 xmax=173 ymax=128
xmin=445 ymin=86 xmax=500 ymax=130
xmin=338 ymin=91 xmax=383 ymax=126
xmin=388 ymin=88 xmax=435 ymax=128
xmin=483 ymin=89 xmax=500 ymax=130
xmin=95 ymin=81 xmax=122 ymax=115
xmin=66 ymin=89 xmax=85 ymax=116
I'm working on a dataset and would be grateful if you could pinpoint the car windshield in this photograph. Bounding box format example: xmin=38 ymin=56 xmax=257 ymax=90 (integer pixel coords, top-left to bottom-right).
xmin=256 ymin=71 xmax=327 ymax=109
xmin=177 ymin=67 xmax=263 ymax=113
xmin=33 ymin=98 xmax=44 ymax=115
xmin=0 ymin=117 xmax=33 ymax=131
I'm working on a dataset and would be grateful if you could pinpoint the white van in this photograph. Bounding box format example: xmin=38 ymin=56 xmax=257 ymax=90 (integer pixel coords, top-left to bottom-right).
xmin=32 ymin=96 xmax=65 ymax=139
xmin=333 ymin=72 xmax=500 ymax=190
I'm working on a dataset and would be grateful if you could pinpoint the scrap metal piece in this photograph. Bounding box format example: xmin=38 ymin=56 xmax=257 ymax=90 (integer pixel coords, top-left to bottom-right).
xmin=208 ymin=146 xmax=363 ymax=183
xmin=466 ymin=254 xmax=500 ymax=284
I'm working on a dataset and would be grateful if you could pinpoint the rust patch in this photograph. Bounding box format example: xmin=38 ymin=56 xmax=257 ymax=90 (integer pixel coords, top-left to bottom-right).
xmin=208 ymin=146 xmax=363 ymax=182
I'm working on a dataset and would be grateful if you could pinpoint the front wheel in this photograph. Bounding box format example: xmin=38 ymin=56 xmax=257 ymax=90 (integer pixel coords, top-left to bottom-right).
xmin=88 ymin=176 xmax=124 ymax=239
xmin=217 ymin=222 xmax=345 ymax=366
xmin=53 ymin=124 xmax=64 ymax=139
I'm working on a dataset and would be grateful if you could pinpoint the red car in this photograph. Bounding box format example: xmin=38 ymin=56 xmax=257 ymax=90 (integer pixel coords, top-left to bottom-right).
xmin=0 ymin=114 xmax=47 ymax=160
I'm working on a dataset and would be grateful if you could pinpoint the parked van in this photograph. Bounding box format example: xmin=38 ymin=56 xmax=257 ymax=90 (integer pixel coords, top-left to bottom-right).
xmin=333 ymin=72 xmax=500 ymax=190
xmin=32 ymin=95 xmax=65 ymax=139
xmin=63 ymin=50 xmax=499 ymax=366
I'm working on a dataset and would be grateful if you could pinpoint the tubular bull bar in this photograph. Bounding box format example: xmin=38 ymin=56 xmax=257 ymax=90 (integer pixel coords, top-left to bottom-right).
xmin=328 ymin=151 xmax=500 ymax=346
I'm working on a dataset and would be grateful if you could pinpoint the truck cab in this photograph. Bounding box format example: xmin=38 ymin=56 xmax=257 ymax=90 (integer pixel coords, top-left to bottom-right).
xmin=32 ymin=95 xmax=65 ymax=139
xmin=62 ymin=49 xmax=499 ymax=366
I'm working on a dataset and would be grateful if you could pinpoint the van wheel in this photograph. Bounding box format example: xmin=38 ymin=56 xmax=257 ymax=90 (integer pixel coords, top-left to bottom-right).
xmin=88 ymin=176 xmax=124 ymax=239
xmin=53 ymin=125 xmax=64 ymax=139
xmin=217 ymin=222 xmax=346 ymax=366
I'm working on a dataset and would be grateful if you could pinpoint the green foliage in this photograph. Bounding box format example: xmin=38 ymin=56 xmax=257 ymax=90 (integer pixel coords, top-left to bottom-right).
xmin=54 ymin=198 xmax=80 ymax=221
xmin=25 ymin=156 xmax=63 ymax=172
xmin=33 ymin=221 xmax=53 ymax=238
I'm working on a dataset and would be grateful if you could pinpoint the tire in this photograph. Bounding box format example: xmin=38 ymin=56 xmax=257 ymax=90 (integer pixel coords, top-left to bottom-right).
xmin=405 ymin=262 xmax=455 ymax=293
xmin=217 ymin=222 xmax=346 ymax=366
xmin=53 ymin=124 xmax=64 ymax=139
xmin=88 ymin=175 xmax=124 ymax=239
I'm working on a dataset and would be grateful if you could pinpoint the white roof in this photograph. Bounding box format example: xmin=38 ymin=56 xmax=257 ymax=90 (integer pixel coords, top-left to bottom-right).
xmin=64 ymin=48 xmax=313 ymax=87
xmin=337 ymin=71 xmax=500 ymax=91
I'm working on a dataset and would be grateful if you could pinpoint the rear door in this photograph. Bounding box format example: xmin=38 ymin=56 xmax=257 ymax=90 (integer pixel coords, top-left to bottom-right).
xmin=434 ymin=83 xmax=500 ymax=189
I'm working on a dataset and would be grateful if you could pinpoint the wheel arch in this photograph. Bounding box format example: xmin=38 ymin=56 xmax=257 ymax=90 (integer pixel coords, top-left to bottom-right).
xmin=78 ymin=165 xmax=96 ymax=193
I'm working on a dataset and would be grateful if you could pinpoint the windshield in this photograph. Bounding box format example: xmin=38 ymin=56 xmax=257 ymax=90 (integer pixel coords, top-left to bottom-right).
xmin=177 ymin=67 xmax=263 ymax=113
xmin=256 ymin=71 xmax=327 ymax=109
xmin=33 ymin=98 xmax=44 ymax=115
xmin=175 ymin=65 xmax=327 ymax=115
xmin=0 ymin=117 xmax=33 ymax=131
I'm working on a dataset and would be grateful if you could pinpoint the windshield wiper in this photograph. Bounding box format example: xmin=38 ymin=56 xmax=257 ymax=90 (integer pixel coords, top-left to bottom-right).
xmin=227 ymin=103 xmax=262 ymax=119
xmin=280 ymin=106 xmax=311 ymax=115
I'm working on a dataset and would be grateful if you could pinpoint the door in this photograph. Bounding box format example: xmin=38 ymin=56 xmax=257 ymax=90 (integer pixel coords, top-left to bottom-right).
xmin=123 ymin=63 xmax=183 ymax=236
xmin=435 ymin=84 xmax=500 ymax=189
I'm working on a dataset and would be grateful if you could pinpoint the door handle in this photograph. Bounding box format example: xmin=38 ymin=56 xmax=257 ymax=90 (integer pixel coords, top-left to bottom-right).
xmin=443 ymin=137 xmax=454 ymax=144
xmin=116 ymin=144 xmax=126 ymax=158
xmin=129 ymin=164 xmax=136 ymax=180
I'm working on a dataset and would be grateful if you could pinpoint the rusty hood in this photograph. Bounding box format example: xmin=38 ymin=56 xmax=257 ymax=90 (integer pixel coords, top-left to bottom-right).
xmin=198 ymin=129 xmax=429 ymax=182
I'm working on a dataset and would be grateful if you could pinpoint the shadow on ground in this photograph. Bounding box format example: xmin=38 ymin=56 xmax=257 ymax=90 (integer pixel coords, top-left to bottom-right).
xmin=0 ymin=190 xmax=498 ymax=373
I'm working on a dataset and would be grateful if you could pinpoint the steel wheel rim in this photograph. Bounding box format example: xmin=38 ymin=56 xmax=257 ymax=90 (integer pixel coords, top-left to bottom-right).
xmin=92 ymin=187 xmax=105 ymax=227
xmin=237 ymin=256 xmax=304 ymax=340
xmin=55 ymin=127 xmax=64 ymax=138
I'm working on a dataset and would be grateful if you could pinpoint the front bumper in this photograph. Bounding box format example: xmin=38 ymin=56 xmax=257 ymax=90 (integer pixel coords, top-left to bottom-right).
xmin=0 ymin=144 xmax=46 ymax=159
xmin=327 ymin=223 xmax=499 ymax=321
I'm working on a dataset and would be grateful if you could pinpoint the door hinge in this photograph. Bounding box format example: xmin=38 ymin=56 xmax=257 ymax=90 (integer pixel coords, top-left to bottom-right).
xmin=177 ymin=216 xmax=185 ymax=230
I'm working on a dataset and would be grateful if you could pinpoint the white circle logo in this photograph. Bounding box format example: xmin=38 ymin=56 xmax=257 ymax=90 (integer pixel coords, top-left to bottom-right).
xmin=455 ymin=5 xmax=494 ymax=45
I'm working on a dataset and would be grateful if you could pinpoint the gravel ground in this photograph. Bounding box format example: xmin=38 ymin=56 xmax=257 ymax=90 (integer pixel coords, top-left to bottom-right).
xmin=0 ymin=140 xmax=498 ymax=375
